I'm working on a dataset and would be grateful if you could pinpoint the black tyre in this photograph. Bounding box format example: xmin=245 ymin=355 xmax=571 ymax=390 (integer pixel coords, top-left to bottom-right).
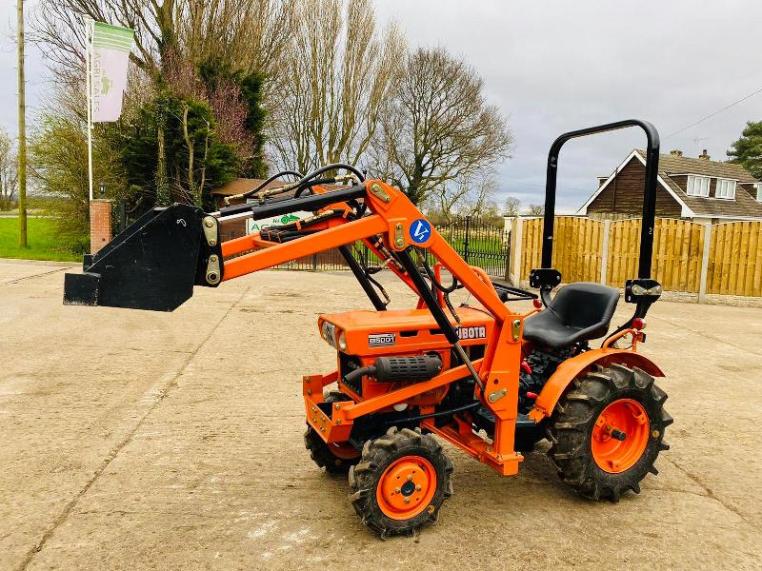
xmin=304 ymin=392 xmax=360 ymax=474
xmin=547 ymin=364 xmax=673 ymax=501
xmin=348 ymin=427 xmax=453 ymax=537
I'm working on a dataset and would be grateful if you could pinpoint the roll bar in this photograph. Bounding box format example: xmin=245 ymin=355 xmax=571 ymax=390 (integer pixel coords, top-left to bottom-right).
xmin=535 ymin=119 xmax=660 ymax=285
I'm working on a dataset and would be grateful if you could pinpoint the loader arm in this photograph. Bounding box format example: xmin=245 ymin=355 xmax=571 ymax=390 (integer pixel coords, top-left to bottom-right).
xmin=63 ymin=179 xmax=523 ymax=396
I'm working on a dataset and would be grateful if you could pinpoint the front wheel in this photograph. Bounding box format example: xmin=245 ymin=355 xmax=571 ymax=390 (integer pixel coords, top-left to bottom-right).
xmin=547 ymin=364 xmax=673 ymax=501
xmin=348 ymin=427 xmax=453 ymax=537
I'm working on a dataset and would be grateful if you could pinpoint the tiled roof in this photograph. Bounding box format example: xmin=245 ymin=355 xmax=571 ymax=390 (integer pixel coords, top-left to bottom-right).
xmin=635 ymin=150 xmax=762 ymax=218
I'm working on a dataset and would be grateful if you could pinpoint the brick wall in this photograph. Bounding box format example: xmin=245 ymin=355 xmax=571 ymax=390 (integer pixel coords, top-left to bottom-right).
xmin=90 ymin=199 xmax=113 ymax=254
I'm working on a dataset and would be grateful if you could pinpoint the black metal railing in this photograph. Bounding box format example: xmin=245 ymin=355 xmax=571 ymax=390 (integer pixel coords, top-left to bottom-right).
xmin=113 ymin=201 xmax=510 ymax=278
xmin=274 ymin=215 xmax=510 ymax=278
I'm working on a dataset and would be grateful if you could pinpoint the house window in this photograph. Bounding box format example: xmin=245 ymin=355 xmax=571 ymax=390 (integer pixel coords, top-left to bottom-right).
xmin=686 ymin=175 xmax=710 ymax=197
xmin=715 ymin=178 xmax=736 ymax=199
xmin=757 ymin=184 xmax=762 ymax=202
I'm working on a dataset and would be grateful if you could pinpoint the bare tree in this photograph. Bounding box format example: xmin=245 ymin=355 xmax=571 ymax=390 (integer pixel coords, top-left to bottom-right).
xmin=527 ymin=204 xmax=544 ymax=216
xmin=504 ymin=196 xmax=520 ymax=216
xmin=430 ymin=173 xmax=497 ymax=223
xmin=34 ymin=0 xmax=295 ymax=84
xmin=30 ymin=83 xmax=128 ymax=250
xmin=0 ymin=130 xmax=18 ymax=211
xmin=373 ymin=47 xmax=512 ymax=205
xmin=268 ymin=0 xmax=405 ymax=172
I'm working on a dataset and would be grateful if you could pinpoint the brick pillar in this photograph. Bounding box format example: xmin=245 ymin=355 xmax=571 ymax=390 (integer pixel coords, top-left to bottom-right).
xmin=90 ymin=199 xmax=113 ymax=254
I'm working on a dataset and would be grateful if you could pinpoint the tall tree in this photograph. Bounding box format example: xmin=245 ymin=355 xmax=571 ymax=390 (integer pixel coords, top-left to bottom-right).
xmin=372 ymin=47 xmax=512 ymax=205
xmin=504 ymin=196 xmax=520 ymax=216
xmin=527 ymin=204 xmax=544 ymax=216
xmin=269 ymin=0 xmax=404 ymax=173
xmin=430 ymin=172 xmax=498 ymax=223
xmin=0 ymin=130 xmax=18 ymax=211
xmin=35 ymin=0 xmax=294 ymax=83
xmin=30 ymin=86 xmax=130 ymax=253
xmin=34 ymin=0 xmax=289 ymax=186
xmin=728 ymin=120 xmax=762 ymax=181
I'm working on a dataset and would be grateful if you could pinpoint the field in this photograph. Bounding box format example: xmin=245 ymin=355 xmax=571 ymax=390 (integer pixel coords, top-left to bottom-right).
xmin=0 ymin=217 xmax=79 ymax=262
xmin=1 ymin=260 xmax=761 ymax=570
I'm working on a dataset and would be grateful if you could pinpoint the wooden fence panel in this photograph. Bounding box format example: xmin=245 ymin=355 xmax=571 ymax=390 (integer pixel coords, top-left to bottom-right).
xmin=519 ymin=216 xmax=603 ymax=283
xmin=520 ymin=217 xmax=543 ymax=279
xmin=518 ymin=216 xmax=761 ymax=297
xmin=607 ymin=219 xmax=640 ymax=285
xmin=606 ymin=218 xmax=703 ymax=292
xmin=707 ymin=221 xmax=762 ymax=296
xmin=555 ymin=216 xmax=604 ymax=283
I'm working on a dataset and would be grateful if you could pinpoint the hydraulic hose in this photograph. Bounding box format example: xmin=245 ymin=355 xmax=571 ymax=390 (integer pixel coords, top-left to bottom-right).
xmin=238 ymin=170 xmax=303 ymax=201
xmin=298 ymin=163 xmax=365 ymax=184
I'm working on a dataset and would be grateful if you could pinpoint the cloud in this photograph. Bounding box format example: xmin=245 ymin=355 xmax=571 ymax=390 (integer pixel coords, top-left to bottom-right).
xmin=3 ymin=0 xmax=761 ymax=214
xmin=374 ymin=0 xmax=762 ymax=212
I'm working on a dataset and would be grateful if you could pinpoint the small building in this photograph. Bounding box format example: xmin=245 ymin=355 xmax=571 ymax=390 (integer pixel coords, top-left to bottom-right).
xmin=578 ymin=149 xmax=762 ymax=222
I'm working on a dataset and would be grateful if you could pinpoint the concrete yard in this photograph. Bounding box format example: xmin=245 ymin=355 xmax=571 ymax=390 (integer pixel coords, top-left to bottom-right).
xmin=1 ymin=258 xmax=761 ymax=570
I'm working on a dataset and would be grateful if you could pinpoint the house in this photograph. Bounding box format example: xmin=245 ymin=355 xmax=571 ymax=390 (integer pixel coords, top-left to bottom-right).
xmin=578 ymin=149 xmax=762 ymax=222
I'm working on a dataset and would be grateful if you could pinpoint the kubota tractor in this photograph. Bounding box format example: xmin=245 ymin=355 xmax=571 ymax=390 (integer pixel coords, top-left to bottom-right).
xmin=64 ymin=120 xmax=672 ymax=537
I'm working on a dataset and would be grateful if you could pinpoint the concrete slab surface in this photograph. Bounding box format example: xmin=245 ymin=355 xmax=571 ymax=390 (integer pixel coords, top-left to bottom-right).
xmin=1 ymin=258 xmax=761 ymax=570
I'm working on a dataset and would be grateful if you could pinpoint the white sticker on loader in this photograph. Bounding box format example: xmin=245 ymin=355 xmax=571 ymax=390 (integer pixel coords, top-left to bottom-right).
xmin=456 ymin=326 xmax=487 ymax=340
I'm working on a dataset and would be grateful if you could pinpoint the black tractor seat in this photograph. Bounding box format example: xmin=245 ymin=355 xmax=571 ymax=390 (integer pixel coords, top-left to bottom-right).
xmin=523 ymin=283 xmax=619 ymax=349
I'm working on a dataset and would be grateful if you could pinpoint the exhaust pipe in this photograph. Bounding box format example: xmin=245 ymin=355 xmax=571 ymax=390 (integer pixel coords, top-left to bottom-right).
xmin=63 ymin=204 xmax=224 ymax=312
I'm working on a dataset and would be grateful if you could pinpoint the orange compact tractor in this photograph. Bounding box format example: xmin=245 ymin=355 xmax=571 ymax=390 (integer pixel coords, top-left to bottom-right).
xmin=64 ymin=120 xmax=672 ymax=536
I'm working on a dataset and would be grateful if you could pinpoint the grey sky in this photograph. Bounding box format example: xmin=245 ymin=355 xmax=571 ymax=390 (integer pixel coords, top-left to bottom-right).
xmin=2 ymin=0 xmax=762 ymax=212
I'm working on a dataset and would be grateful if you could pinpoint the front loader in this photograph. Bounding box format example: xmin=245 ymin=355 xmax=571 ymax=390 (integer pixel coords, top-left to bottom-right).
xmin=64 ymin=120 xmax=672 ymax=537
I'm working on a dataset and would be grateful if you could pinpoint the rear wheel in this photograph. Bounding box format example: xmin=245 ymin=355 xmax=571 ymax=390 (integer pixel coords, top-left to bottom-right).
xmin=304 ymin=392 xmax=360 ymax=474
xmin=547 ymin=364 xmax=673 ymax=501
xmin=348 ymin=427 xmax=453 ymax=537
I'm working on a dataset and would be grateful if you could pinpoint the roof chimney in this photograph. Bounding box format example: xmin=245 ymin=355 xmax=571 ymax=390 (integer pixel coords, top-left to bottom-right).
xmin=669 ymin=149 xmax=683 ymax=157
xmin=699 ymin=149 xmax=710 ymax=160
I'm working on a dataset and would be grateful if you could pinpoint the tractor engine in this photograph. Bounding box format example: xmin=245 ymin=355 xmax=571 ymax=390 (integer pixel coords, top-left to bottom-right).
xmin=317 ymin=307 xmax=493 ymax=409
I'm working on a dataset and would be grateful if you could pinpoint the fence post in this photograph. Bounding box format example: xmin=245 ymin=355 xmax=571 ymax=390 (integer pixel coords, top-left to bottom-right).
xmin=463 ymin=215 xmax=471 ymax=263
xmin=698 ymin=222 xmax=712 ymax=303
xmin=503 ymin=217 xmax=512 ymax=281
xmin=509 ymin=217 xmax=523 ymax=285
xmin=600 ymin=219 xmax=611 ymax=285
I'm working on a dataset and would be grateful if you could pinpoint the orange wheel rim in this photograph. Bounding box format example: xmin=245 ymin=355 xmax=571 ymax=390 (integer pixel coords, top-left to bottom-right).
xmin=591 ymin=398 xmax=650 ymax=474
xmin=376 ymin=456 xmax=437 ymax=520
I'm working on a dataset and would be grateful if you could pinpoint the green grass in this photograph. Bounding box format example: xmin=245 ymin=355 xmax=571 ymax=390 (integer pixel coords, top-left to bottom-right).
xmin=0 ymin=217 xmax=80 ymax=262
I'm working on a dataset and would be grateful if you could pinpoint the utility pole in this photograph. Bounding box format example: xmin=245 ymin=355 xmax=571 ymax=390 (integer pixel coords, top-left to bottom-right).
xmin=17 ymin=0 xmax=28 ymax=248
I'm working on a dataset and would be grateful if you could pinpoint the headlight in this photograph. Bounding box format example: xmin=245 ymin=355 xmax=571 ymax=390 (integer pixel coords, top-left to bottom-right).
xmin=321 ymin=321 xmax=337 ymax=347
xmin=338 ymin=331 xmax=347 ymax=351
xmin=631 ymin=283 xmax=663 ymax=296
xmin=631 ymin=283 xmax=647 ymax=296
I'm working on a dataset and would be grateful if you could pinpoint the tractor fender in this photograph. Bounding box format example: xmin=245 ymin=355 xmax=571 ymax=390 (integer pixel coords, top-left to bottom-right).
xmin=528 ymin=348 xmax=665 ymax=422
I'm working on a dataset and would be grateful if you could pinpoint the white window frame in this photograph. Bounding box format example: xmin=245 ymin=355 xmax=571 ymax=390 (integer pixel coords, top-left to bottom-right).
xmin=757 ymin=183 xmax=762 ymax=202
xmin=715 ymin=178 xmax=736 ymax=200
xmin=686 ymin=175 xmax=710 ymax=197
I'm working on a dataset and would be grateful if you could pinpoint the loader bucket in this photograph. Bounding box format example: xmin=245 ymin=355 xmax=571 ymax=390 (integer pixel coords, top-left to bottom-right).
xmin=63 ymin=203 xmax=223 ymax=312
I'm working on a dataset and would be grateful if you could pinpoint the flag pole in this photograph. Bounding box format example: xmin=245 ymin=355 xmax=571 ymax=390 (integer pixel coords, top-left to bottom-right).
xmin=85 ymin=18 xmax=94 ymax=202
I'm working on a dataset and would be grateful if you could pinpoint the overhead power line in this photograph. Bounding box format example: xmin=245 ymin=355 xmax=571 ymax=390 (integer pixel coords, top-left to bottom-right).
xmin=664 ymin=85 xmax=762 ymax=139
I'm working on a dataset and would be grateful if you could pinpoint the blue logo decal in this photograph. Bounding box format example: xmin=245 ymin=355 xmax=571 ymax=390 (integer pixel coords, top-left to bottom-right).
xmin=410 ymin=219 xmax=432 ymax=244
